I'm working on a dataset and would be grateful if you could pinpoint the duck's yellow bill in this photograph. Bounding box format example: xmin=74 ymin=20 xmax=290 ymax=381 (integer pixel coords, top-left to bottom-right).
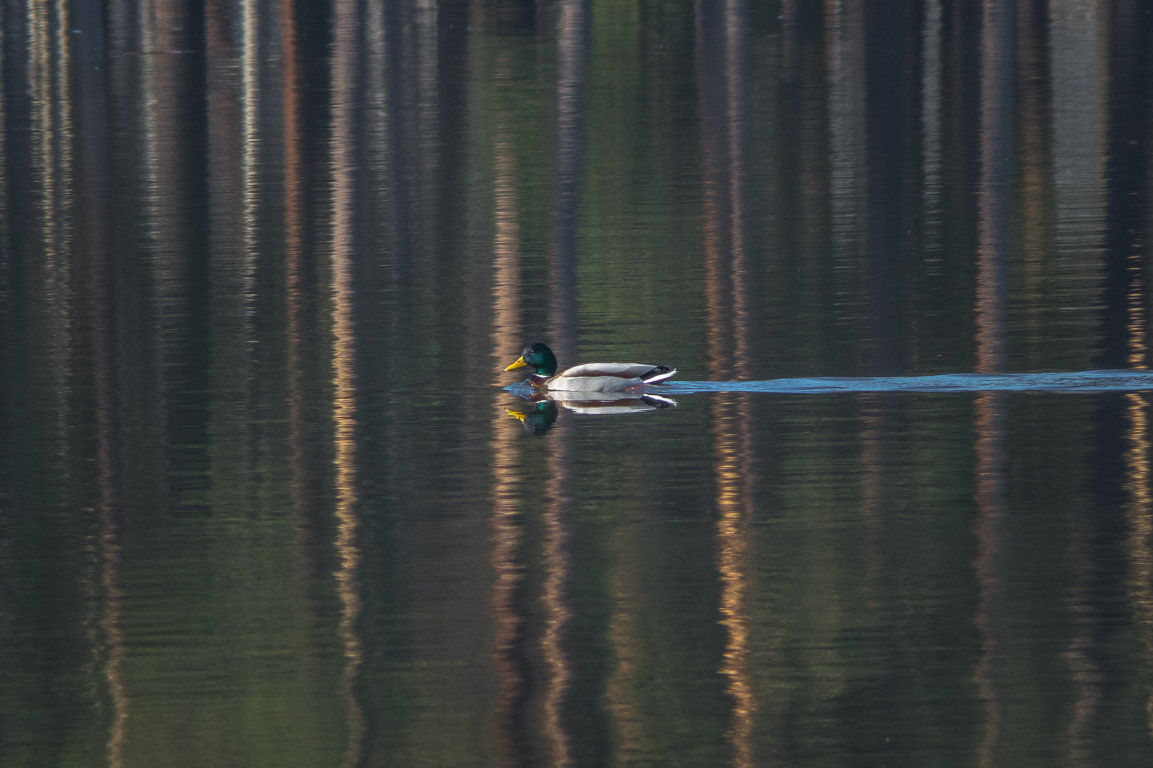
xmin=504 ymin=356 xmax=528 ymax=371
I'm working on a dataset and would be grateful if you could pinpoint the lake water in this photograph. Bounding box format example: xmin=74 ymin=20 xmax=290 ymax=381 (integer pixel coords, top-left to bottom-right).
xmin=4 ymin=1 xmax=1153 ymax=766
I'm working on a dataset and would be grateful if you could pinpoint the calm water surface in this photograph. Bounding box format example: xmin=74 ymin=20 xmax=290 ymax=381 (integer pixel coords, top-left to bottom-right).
xmin=4 ymin=1 xmax=1153 ymax=766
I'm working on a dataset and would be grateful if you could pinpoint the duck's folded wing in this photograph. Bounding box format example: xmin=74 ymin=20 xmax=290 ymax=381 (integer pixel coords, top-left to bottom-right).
xmin=561 ymin=363 xmax=664 ymax=379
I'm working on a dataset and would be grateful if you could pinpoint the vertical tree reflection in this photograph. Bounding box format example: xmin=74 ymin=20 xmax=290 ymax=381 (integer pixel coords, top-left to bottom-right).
xmin=1123 ymin=393 xmax=1153 ymax=741
xmin=973 ymin=390 xmax=1008 ymax=768
xmin=974 ymin=3 xmax=1015 ymax=765
xmin=541 ymin=4 xmax=587 ymax=762
xmin=329 ymin=0 xmax=364 ymax=763
xmin=73 ymin=0 xmax=127 ymax=762
xmin=550 ymin=0 xmax=587 ymax=352
xmin=976 ymin=0 xmax=1012 ymax=376
xmin=489 ymin=51 xmax=531 ymax=765
xmin=283 ymin=0 xmax=313 ymax=557
xmin=697 ymin=0 xmax=756 ymax=764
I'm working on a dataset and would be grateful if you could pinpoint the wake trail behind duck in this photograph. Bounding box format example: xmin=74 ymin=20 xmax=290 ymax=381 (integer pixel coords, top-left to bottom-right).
xmin=662 ymin=370 xmax=1153 ymax=395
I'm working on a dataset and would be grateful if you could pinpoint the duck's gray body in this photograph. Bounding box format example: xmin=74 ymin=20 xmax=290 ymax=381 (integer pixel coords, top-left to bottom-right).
xmin=533 ymin=363 xmax=677 ymax=392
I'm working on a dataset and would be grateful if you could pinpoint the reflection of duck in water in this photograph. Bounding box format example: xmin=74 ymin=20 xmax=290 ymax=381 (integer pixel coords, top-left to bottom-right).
xmin=507 ymin=390 xmax=676 ymax=434
xmin=504 ymin=342 xmax=677 ymax=392
xmin=511 ymin=388 xmax=676 ymax=414
xmin=506 ymin=401 xmax=560 ymax=435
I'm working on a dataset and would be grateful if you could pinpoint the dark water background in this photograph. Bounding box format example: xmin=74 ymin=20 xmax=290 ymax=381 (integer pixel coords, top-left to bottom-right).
xmin=4 ymin=1 xmax=1153 ymax=766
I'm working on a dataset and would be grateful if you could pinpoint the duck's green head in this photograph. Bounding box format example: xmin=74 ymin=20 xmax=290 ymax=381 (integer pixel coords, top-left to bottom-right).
xmin=504 ymin=342 xmax=558 ymax=377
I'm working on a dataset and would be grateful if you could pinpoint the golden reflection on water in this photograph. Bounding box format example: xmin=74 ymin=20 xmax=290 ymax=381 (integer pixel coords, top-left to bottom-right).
xmin=713 ymin=401 xmax=756 ymax=768
xmin=975 ymin=1 xmax=1012 ymax=374
xmin=489 ymin=90 xmax=529 ymax=762
xmin=541 ymin=459 xmax=574 ymax=768
xmin=330 ymin=0 xmax=364 ymax=764
xmin=539 ymin=4 xmax=586 ymax=763
xmin=1127 ymin=256 xmax=1149 ymax=369
xmin=550 ymin=0 xmax=586 ymax=352
xmin=283 ymin=0 xmax=311 ymax=551
xmin=973 ymin=392 xmax=1008 ymax=768
xmin=206 ymin=1 xmax=258 ymax=524
xmin=488 ymin=421 xmax=526 ymax=767
xmin=1124 ymin=393 xmax=1153 ymax=736
xmin=491 ymin=130 xmax=522 ymax=383
xmin=92 ymin=160 xmax=126 ymax=768
xmin=241 ymin=0 xmax=260 ymax=252
xmin=699 ymin=55 xmax=730 ymax=381
xmin=489 ymin=419 xmax=526 ymax=758
xmin=974 ymin=19 xmax=1013 ymax=760
xmin=100 ymin=520 xmax=127 ymax=768
xmin=32 ymin=0 xmax=74 ymax=250
xmin=698 ymin=1 xmax=757 ymax=762
xmin=69 ymin=1 xmax=128 ymax=756
xmin=723 ymin=0 xmax=750 ymax=372
xmin=26 ymin=0 xmax=74 ymax=409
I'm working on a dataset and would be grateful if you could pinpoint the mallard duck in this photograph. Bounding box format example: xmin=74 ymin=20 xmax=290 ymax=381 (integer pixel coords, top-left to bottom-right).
xmin=504 ymin=342 xmax=677 ymax=392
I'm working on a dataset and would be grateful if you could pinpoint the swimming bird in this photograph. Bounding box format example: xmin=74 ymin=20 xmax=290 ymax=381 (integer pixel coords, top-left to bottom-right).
xmin=504 ymin=342 xmax=677 ymax=392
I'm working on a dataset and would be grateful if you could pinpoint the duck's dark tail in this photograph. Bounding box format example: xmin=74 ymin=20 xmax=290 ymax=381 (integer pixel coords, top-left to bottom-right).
xmin=642 ymin=366 xmax=677 ymax=385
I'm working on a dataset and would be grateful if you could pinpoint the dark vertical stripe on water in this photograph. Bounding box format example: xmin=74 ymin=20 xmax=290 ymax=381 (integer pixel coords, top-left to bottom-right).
xmin=864 ymin=0 xmax=915 ymax=376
